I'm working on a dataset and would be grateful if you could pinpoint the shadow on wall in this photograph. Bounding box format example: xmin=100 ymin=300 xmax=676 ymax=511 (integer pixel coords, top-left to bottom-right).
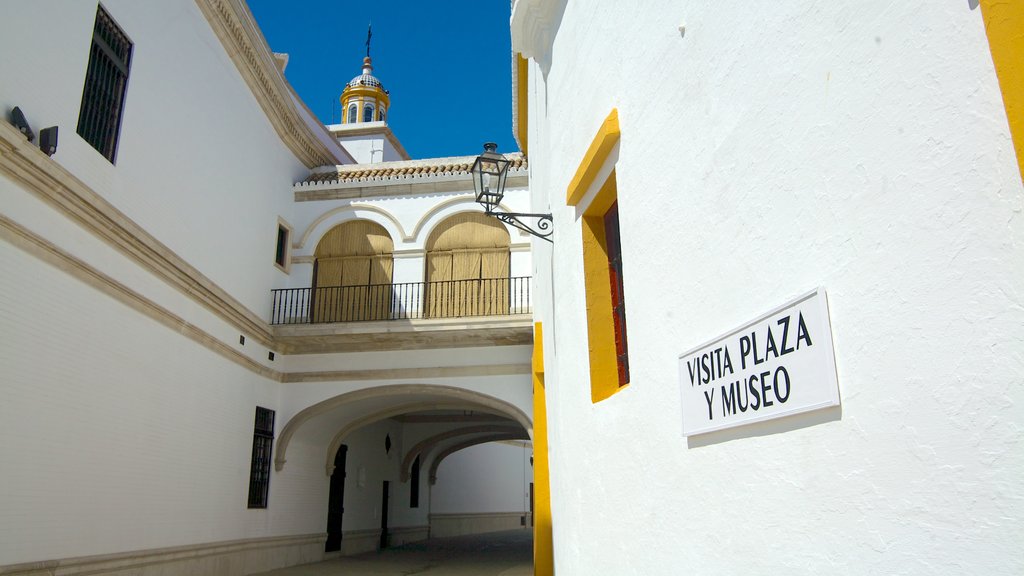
xmin=686 ymin=405 xmax=842 ymax=449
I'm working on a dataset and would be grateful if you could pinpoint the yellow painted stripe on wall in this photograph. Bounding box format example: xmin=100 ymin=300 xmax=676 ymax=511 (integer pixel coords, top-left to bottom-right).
xmin=532 ymin=322 xmax=553 ymax=576
xmin=980 ymin=0 xmax=1024 ymax=182
xmin=566 ymin=109 xmax=620 ymax=206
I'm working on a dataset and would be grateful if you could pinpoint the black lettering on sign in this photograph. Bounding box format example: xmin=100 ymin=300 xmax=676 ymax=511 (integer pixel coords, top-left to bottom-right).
xmin=704 ymin=388 xmax=715 ymax=420
xmin=740 ymin=335 xmax=751 ymax=369
xmin=759 ymin=370 xmax=773 ymax=408
xmin=687 ymin=358 xmax=697 ymax=386
xmin=752 ymin=332 xmax=764 ymax=365
xmin=722 ymin=346 xmax=734 ymax=375
xmin=748 ymin=374 xmax=761 ymax=410
xmin=797 ymin=312 xmax=813 ymax=349
xmin=765 ymin=325 xmax=778 ymax=359
xmin=778 ymin=315 xmax=794 ymax=355
xmin=774 ymin=366 xmax=791 ymax=403
xmin=722 ymin=383 xmax=736 ymax=417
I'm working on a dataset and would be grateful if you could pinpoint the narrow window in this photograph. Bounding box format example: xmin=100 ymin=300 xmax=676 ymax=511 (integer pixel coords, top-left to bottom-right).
xmin=604 ymin=202 xmax=629 ymax=386
xmin=76 ymin=5 xmax=133 ymax=163
xmin=347 ymin=104 xmax=357 ymax=124
xmin=378 ymin=107 xmax=386 ymax=122
xmin=248 ymin=407 xmax=275 ymax=508
xmin=580 ymin=170 xmax=629 ymax=402
xmin=274 ymin=224 xmax=289 ymax=268
xmin=410 ymin=455 xmax=421 ymax=508
xmin=363 ymin=104 xmax=374 ymax=123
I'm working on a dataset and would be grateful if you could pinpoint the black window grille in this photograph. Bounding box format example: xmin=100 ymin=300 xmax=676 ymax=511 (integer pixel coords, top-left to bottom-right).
xmin=76 ymin=6 xmax=132 ymax=163
xmin=248 ymin=406 xmax=275 ymax=508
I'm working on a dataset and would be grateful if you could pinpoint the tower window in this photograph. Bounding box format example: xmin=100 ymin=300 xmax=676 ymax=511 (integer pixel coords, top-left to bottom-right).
xmin=378 ymin=107 xmax=386 ymax=122
xmin=247 ymin=407 xmax=275 ymax=508
xmin=347 ymin=104 xmax=357 ymax=124
xmin=363 ymin=104 xmax=375 ymax=123
xmin=76 ymin=6 xmax=133 ymax=163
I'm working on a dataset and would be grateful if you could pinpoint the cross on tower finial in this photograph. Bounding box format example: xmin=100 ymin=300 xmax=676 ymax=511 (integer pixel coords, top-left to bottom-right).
xmin=365 ymin=23 xmax=372 ymax=58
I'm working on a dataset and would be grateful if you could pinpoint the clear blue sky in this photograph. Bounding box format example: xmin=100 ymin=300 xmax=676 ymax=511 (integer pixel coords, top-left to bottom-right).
xmin=248 ymin=0 xmax=517 ymax=160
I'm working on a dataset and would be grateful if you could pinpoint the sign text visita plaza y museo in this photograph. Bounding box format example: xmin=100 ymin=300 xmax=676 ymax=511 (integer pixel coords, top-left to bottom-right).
xmin=679 ymin=288 xmax=840 ymax=437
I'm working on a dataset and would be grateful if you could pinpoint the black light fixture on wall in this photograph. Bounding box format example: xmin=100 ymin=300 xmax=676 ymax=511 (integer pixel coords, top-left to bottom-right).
xmin=10 ymin=107 xmax=35 ymax=141
xmin=471 ymin=142 xmax=553 ymax=242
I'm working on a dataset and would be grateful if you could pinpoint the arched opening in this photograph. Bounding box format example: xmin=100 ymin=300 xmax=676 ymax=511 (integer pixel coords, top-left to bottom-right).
xmin=312 ymin=220 xmax=394 ymax=322
xmin=274 ymin=385 xmax=533 ymax=557
xmin=424 ymin=212 xmax=511 ymax=318
xmin=363 ymin=103 xmax=375 ymax=123
xmin=347 ymin=103 xmax=357 ymax=124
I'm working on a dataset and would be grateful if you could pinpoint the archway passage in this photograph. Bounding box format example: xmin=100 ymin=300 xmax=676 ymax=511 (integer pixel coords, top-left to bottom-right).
xmin=313 ymin=220 xmax=394 ymax=322
xmin=274 ymin=385 xmax=534 ymax=559
xmin=425 ymin=212 xmax=511 ymax=318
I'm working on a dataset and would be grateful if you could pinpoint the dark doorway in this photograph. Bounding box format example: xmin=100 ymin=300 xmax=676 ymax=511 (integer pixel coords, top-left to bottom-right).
xmin=530 ymin=482 xmax=535 ymax=527
xmin=325 ymin=444 xmax=348 ymax=552
xmin=380 ymin=480 xmax=390 ymax=549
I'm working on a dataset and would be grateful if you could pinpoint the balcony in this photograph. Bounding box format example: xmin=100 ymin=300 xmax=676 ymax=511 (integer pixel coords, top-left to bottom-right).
xmin=271 ymin=277 xmax=532 ymax=325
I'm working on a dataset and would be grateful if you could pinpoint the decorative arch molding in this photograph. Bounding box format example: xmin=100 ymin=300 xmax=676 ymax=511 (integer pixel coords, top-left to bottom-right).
xmin=427 ymin=433 xmax=530 ymax=485
xmin=274 ymin=384 xmax=532 ymax=473
xmin=399 ymin=424 xmax=523 ymax=482
xmin=296 ymin=204 xmax=409 ymax=250
xmin=410 ymin=197 xmax=529 ymax=244
xmin=322 ymin=401 xmax=509 ymax=476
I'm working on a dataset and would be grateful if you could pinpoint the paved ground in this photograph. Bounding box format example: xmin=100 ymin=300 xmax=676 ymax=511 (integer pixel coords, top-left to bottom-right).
xmin=254 ymin=529 xmax=533 ymax=576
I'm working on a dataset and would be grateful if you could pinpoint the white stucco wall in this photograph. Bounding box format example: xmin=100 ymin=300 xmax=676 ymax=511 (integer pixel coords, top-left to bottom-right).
xmin=431 ymin=441 xmax=532 ymax=515
xmin=0 ymin=0 xmax=309 ymax=318
xmin=524 ymin=1 xmax=1023 ymax=574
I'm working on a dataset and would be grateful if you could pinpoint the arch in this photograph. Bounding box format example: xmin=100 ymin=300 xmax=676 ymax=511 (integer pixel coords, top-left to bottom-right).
xmin=399 ymin=424 xmax=523 ymax=482
xmin=363 ymin=103 xmax=375 ymax=123
xmin=313 ymin=220 xmax=394 ymax=322
xmin=428 ymin=434 xmax=530 ymax=485
xmin=274 ymin=384 xmax=533 ymax=473
xmin=410 ymin=197 xmax=527 ymax=243
xmin=347 ymin=103 xmax=357 ymax=124
xmin=296 ymin=205 xmax=410 ymax=250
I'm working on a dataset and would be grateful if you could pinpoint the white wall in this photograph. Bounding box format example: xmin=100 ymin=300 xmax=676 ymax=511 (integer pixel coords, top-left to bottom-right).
xmin=0 ymin=0 xmax=308 ymax=317
xmin=431 ymin=441 xmax=531 ymax=515
xmin=0 ymin=240 xmax=280 ymax=564
xmin=525 ymin=1 xmax=1024 ymax=574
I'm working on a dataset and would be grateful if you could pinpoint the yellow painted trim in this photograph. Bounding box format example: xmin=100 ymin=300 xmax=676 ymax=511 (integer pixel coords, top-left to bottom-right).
xmin=582 ymin=171 xmax=628 ymax=403
xmin=532 ymin=322 xmax=553 ymax=576
xmin=980 ymin=0 xmax=1024 ymax=182
xmin=517 ymin=54 xmax=530 ymax=155
xmin=566 ymin=109 xmax=620 ymax=207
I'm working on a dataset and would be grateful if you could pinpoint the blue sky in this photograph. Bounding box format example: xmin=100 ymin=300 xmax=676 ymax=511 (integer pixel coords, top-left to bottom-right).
xmin=248 ymin=0 xmax=517 ymax=160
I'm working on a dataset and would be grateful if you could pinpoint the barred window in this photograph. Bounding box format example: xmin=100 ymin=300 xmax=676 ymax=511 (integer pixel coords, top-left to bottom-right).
xmin=247 ymin=407 xmax=275 ymax=508
xmin=76 ymin=5 xmax=132 ymax=163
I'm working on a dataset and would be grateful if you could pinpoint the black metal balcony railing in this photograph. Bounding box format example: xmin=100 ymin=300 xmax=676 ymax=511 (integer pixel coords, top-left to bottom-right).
xmin=270 ymin=277 xmax=532 ymax=325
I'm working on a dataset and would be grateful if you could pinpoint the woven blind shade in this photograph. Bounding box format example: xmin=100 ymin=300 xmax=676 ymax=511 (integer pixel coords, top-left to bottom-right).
xmin=424 ymin=213 xmax=511 ymax=317
xmin=312 ymin=221 xmax=394 ymax=321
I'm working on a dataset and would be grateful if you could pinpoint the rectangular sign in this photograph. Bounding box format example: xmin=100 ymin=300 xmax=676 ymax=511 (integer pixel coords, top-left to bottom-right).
xmin=679 ymin=287 xmax=840 ymax=437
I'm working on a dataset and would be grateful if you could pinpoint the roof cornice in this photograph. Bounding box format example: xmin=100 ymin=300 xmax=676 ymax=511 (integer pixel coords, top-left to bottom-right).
xmin=194 ymin=0 xmax=344 ymax=168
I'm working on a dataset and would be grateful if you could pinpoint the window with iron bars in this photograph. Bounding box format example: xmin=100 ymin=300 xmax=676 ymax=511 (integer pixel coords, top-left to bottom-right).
xmin=76 ymin=5 xmax=132 ymax=163
xmin=248 ymin=407 xmax=275 ymax=508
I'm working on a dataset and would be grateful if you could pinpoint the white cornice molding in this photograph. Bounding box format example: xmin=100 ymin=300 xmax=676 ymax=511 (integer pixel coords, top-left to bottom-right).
xmin=194 ymin=0 xmax=342 ymax=168
xmin=510 ymin=0 xmax=563 ymax=68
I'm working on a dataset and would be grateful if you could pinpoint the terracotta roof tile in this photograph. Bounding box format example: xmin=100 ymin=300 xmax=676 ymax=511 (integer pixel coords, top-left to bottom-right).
xmin=301 ymin=153 xmax=527 ymax=185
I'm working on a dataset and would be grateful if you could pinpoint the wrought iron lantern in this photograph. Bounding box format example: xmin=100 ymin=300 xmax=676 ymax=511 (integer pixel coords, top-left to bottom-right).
xmin=470 ymin=142 xmax=553 ymax=242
